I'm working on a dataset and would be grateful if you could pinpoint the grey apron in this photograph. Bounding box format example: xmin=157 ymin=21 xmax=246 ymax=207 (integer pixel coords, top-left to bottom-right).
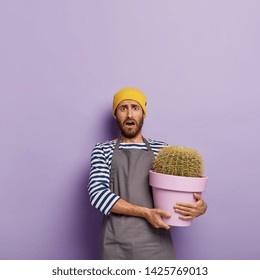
xmin=100 ymin=138 xmax=175 ymax=260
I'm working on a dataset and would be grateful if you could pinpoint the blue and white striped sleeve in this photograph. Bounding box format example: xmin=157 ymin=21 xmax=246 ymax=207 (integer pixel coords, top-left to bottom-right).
xmin=87 ymin=144 xmax=120 ymax=215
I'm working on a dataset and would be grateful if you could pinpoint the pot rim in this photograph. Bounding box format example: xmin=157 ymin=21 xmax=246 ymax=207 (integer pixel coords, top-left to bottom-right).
xmin=149 ymin=170 xmax=208 ymax=192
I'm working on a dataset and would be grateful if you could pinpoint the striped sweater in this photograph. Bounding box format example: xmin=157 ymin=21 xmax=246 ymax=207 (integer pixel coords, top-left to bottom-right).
xmin=87 ymin=138 xmax=168 ymax=215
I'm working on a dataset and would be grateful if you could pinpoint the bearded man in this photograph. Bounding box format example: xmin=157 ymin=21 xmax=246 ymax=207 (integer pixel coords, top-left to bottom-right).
xmin=88 ymin=87 xmax=207 ymax=259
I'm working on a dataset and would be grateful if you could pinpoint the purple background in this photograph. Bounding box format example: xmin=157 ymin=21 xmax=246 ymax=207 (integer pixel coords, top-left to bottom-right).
xmin=1 ymin=0 xmax=260 ymax=260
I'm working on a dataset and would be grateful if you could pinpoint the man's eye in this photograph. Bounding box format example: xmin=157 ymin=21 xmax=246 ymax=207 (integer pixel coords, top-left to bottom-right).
xmin=133 ymin=106 xmax=140 ymax=110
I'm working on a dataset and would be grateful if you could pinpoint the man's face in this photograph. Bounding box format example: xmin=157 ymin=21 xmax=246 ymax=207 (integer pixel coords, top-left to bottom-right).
xmin=114 ymin=100 xmax=144 ymax=139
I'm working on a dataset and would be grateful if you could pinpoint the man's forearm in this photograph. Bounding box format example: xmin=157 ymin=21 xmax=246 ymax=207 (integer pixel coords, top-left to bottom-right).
xmin=111 ymin=198 xmax=148 ymax=218
xmin=110 ymin=198 xmax=171 ymax=230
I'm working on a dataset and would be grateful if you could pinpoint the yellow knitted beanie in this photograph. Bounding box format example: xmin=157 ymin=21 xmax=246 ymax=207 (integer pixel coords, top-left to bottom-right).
xmin=112 ymin=87 xmax=147 ymax=116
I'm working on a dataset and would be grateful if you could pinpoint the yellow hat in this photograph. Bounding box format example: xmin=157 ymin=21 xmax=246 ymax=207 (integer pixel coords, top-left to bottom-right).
xmin=113 ymin=87 xmax=147 ymax=116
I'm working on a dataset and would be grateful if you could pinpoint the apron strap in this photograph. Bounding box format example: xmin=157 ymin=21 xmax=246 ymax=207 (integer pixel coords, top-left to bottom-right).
xmin=114 ymin=138 xmax=121 ymax=150
xmin=142 ymin=137 xmax=152 ymax=151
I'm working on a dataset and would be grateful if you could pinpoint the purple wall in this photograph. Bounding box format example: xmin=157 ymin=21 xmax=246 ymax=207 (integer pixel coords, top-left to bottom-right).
xmin=1 ymin=1 xmax=259 ymax=259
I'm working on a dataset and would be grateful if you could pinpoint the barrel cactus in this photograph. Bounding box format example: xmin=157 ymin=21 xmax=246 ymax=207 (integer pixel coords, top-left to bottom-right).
xmin=152 ymin=146 xmax=204 ymax=178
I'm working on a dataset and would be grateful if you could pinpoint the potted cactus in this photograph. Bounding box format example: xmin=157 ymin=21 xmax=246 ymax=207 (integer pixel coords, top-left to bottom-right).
xmin=149 ymin=146 xmax=208 ymax=227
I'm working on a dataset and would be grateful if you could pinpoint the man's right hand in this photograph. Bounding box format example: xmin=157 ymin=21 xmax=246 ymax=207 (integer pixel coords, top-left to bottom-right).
xmin=143 ymin=208 xmax=172 ymax=230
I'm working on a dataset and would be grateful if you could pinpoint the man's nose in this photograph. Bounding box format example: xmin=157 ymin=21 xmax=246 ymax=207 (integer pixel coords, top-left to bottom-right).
xmin=127 ymin=108 xmax=133 ymax=118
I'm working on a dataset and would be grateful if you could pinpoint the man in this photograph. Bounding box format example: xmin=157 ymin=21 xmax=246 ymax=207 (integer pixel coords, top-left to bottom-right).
xmin=88 ymin=87 xmax=207 ymax=259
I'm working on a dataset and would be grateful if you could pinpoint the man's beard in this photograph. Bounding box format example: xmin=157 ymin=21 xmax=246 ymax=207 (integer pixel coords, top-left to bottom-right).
xmin=116 ymin=117 xmax=144 ymax=139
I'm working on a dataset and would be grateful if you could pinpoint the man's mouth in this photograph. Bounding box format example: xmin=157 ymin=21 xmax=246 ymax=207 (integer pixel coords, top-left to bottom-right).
xmin=124 ymin=120 xmax=136 ymax=126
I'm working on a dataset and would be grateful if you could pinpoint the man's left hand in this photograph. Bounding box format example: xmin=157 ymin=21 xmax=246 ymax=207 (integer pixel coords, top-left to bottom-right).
xmin=174 ymin=193 xmax=207 ymax=220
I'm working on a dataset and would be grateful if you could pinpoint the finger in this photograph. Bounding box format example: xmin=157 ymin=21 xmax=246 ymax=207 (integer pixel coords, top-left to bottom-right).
xmin=174 ymin=208 xmax=194 ymax=216
xmin=157 ymin=209 xmax=172 ymax=218
xmin=194 ymin=193 xmax=203 ymax=201
xmin=163 ymin=211 xmax=172 ymax=218
xmin=161 ymin=223 xmax=171 ymax=230
xmin=178 ymin=215 xmax=194 ymax=220
xmin=174 ymin=204 xmax=196 ymax=211
xmin=161 ymin=218 xmax=171 ymax=230
xmin=158 ymin=214 xmax=171 ymax=229
xmin=154 ymin=220 xmax=171 ymax=230
xmin=175 ymin=202 xmax=196 ymax=209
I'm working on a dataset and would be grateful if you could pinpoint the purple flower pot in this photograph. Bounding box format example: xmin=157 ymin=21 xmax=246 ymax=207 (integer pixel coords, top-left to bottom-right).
xmin=149 ymin=170 xmax=208 ymax=227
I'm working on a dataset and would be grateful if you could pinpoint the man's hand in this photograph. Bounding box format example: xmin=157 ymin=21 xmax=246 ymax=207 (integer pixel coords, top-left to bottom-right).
xmin=143 ymin=208 xmax=172 ymax=230
xmin=174 ymin=193 xmax=207 ymax=220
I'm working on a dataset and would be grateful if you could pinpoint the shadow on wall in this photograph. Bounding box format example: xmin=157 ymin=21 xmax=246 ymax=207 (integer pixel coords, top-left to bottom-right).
xmin=75 ymin=165 xmax=103 ymax=259
xmin=79 ymin=110 xmax=119 ymax=259
xmin=102 ymin=110 xmax=119 ymax=141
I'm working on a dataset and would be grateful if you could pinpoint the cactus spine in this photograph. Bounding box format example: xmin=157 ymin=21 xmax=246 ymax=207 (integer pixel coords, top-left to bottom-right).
xmin=152 ymin=146 xmax=204 ymax=177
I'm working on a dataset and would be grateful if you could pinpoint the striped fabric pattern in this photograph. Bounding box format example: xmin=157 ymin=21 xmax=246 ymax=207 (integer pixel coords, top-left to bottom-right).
xmin=88 ymin=139 xmax=168 ymax=215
